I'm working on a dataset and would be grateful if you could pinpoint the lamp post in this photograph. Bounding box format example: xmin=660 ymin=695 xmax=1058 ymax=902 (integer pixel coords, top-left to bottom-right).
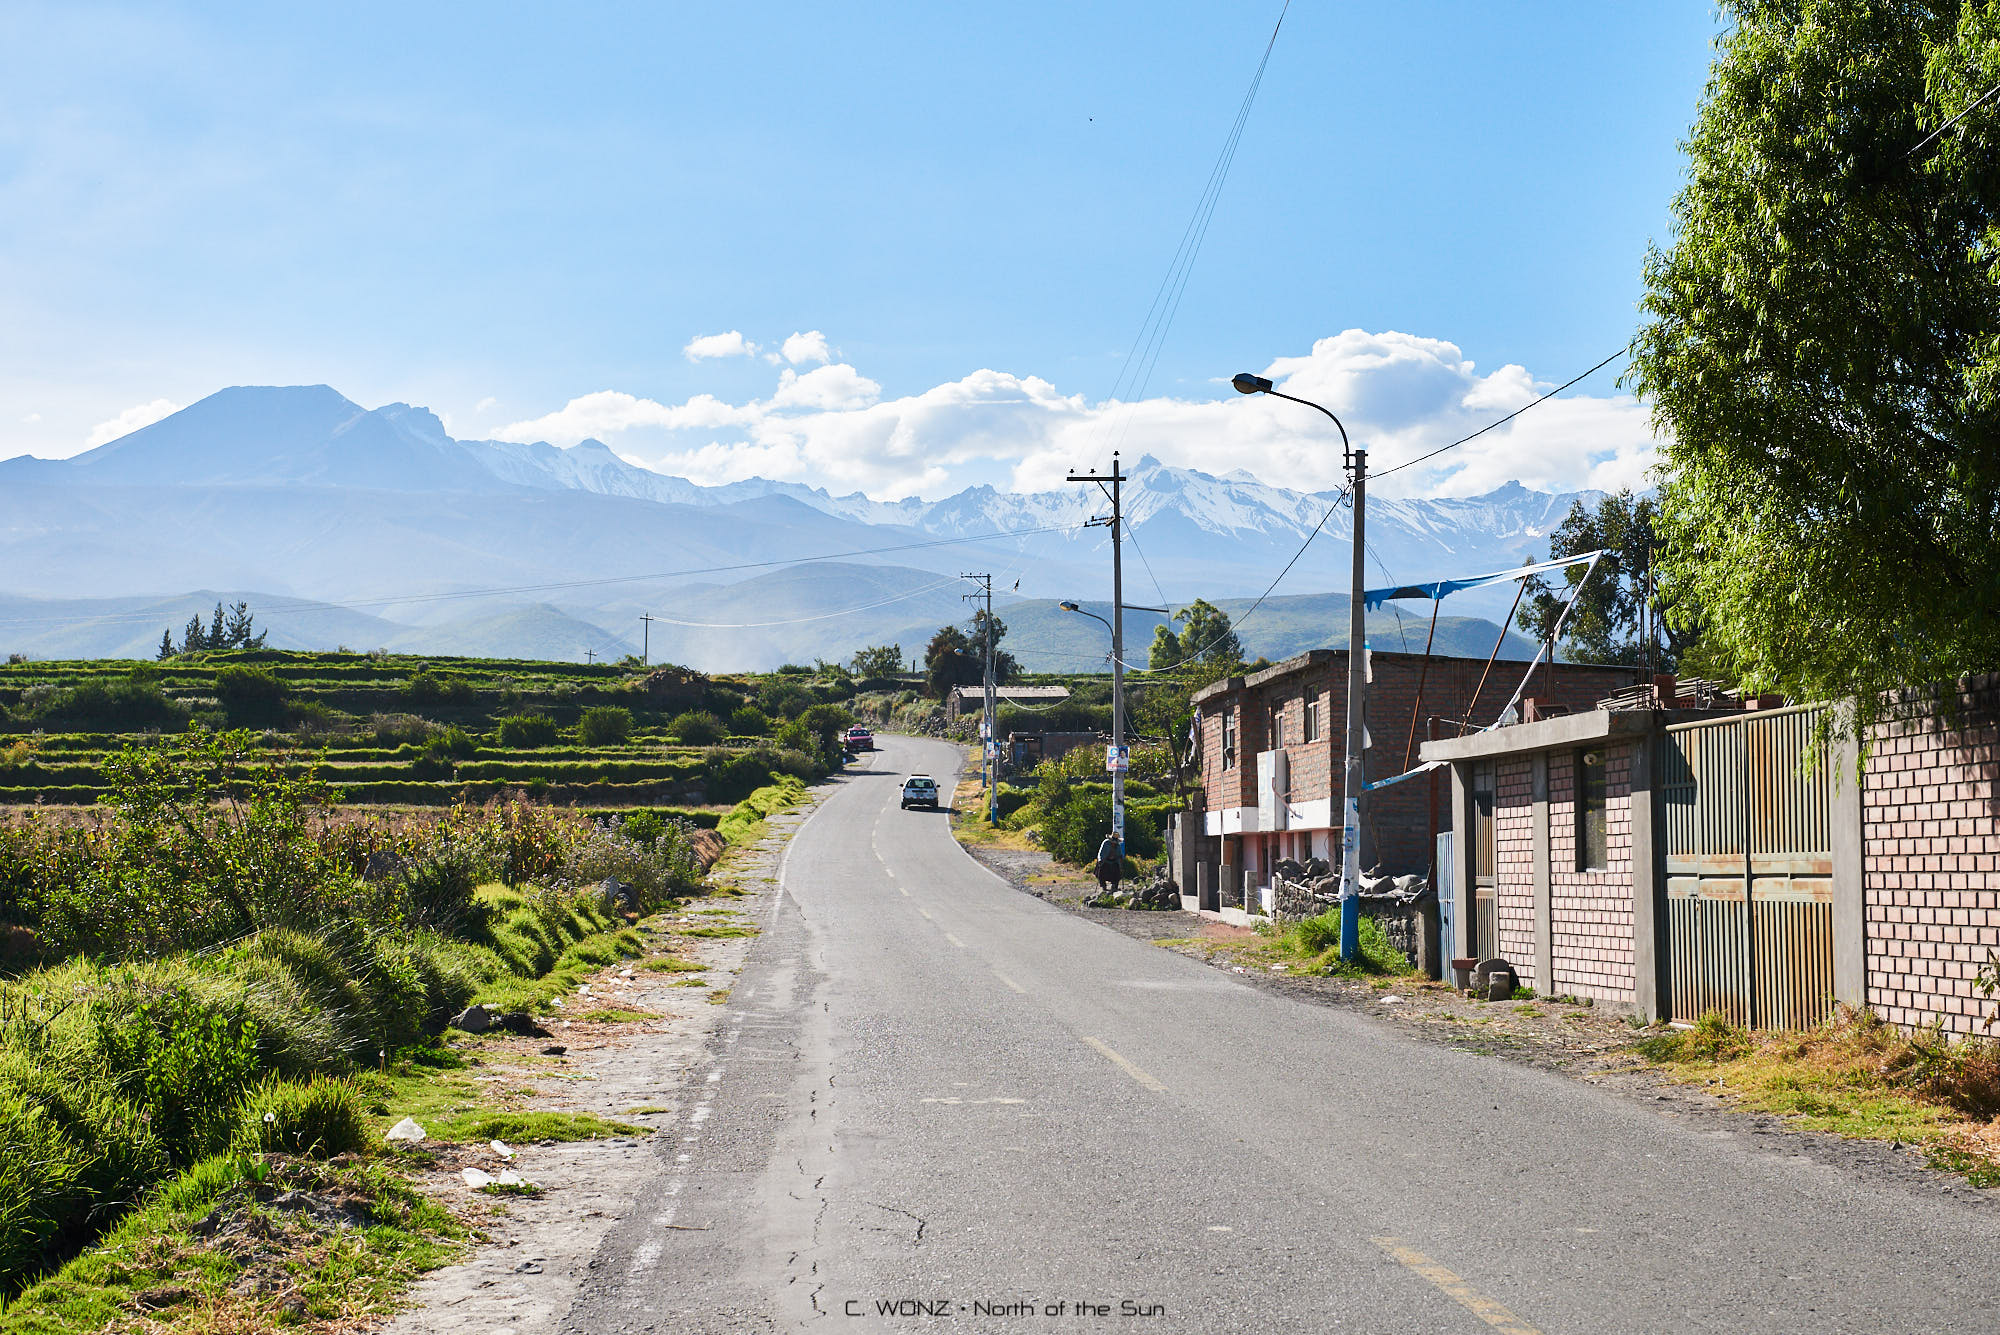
xmin=1233 ymin=371 xmax=1363 ymax=962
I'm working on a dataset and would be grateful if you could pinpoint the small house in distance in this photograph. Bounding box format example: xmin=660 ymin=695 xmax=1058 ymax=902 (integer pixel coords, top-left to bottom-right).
xmin=945 ymin=684 xmax=1070 ymax=722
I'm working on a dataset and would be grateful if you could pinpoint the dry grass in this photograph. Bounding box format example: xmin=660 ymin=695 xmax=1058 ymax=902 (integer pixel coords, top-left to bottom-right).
xmin=1638 ymin=1007 xmax=2000 ymax=1184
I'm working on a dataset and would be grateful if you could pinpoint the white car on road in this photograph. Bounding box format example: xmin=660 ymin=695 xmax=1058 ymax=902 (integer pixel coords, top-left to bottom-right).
xmin=899 ymin=775 xmax=940 ymax=810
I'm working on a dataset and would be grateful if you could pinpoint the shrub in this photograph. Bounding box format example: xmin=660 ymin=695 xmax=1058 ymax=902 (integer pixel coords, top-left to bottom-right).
xmin=403 ymin=671 xmax=475 ymax=706
xmin=560 ymin=818 xmax=703 ymax=911
xmin=757 ymin=680 xmax=815 ymax=720
xmin=667 ymin=710 xmax=727 ymax=746
xmin=729 ymin=706 xmax=769 ymax=737
xmin=429 ymin=724 xmax=479 ymax=759
xmin=371 ymin=712 xmax=437 ymax=746
xmin=497 ymin=713 xmax=560 ymax=748
xmin=579 ymin=706 xmax=633 ymax=746
xmin=91 ymin=985 xmax=263 ymax=1163
xmin=0 ymin=1089 xmax=89 ymax=1291
xmin=30 ymin=673 xmax=183 ymax=730
xmin=213 ymin=665 xmax=288 ymax=720
xmin=232 ymin=1075 xmax=368 ymax=1158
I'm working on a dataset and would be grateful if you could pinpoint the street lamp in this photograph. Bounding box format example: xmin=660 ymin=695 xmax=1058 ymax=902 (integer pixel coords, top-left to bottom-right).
xmin=1061 ymin=597 xmax=1167 ymax=868
xmin=1235 ymin=370 xmax=1363 ymax=962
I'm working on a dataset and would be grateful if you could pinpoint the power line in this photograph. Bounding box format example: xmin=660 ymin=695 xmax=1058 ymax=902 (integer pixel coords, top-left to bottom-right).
xmin=1371 ymin=342 xmax=1634 ymax=483
xmin=1910 ymin=78 xmax=2000 ymax=158
xmin=1090 ymin=0 xmax=1291 ymax=459
xmin=642 ymin=573 xmax=970 ymax=630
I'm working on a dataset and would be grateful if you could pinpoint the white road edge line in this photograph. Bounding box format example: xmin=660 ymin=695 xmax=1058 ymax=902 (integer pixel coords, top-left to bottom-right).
xmin=991 ymin=969 xmax=1028 ymax=994
xmin=944 ymin=932 xmax=966 ymax=948
xmin=1081 ymin=1036 xmax=1167 ymax=1094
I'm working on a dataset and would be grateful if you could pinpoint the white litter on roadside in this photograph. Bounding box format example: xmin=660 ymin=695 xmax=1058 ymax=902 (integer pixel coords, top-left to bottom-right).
xmin=461 ymin=1167 xmax=494 ymax=1189
xmin=385 ymin=1117 xmax=426 ymax=1143
xmin=490 ymin=1139 xmax=516 ymax=1160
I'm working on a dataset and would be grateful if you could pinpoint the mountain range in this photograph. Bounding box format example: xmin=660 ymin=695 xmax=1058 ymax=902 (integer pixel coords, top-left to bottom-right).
xmin=0 ymin=385 xmax=1591 ymax=669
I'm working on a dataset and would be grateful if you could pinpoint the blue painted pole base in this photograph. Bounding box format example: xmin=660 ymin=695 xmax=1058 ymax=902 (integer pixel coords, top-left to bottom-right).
xmin=1339 ymin=894 xmax=1360 ymax=962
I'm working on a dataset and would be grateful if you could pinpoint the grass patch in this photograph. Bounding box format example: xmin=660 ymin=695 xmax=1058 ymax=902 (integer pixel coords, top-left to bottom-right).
xmin=716 ymin=776 xmax=808 ymax=846
xmin=669 ymin=977 xmax=707 ymax=988
xmin=1636 ymin=1007 xmax=2000 ymax=1181
xmin=625 ymin=1105 xmax=671 ymax=1116
xmin=643 ymin=956 xmax=703 ymax=973
xmin=707 ymin=990 xmax=731 ymax=1005
xmin=0 ymin=1155 xmax=463 ymax=1334
xmin=1267 ymin=912 xmax=1419 ymax=979
xmin=681 ymin=925 xmax=758 ymax=939
xmin=576 ymin=1008 xmax=655 ymax=1024
xmin=427 ymin=1110 xmax=649 ymax=1144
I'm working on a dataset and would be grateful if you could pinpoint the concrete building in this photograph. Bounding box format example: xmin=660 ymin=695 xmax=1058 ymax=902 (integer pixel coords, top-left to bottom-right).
xmin=945 ymin=684 xmax=1070 ymax=723
xmin=1188 ymin=648 xmax=1639 ymax=910
xmin=1419 ymin=673 xmax=2000 ymax=1033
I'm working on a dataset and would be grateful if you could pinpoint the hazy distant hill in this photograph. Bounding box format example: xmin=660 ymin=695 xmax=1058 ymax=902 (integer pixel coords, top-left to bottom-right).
xmin=0 ymin=385 xmax=1598 ymax=668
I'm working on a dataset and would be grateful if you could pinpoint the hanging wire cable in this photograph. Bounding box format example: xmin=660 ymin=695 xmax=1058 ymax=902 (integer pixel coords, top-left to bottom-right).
xmin=1371 ymin=343 xmax=1633 ymax=484
xmin=1085 ymin=0 xmax=1291 ymax=468
xmin=643 ymin=572 xmax=969 ymax=630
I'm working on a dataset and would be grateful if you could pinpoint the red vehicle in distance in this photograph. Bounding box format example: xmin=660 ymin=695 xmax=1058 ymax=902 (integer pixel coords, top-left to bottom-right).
xmin=844 ymin=726 xmax=874 ymax=752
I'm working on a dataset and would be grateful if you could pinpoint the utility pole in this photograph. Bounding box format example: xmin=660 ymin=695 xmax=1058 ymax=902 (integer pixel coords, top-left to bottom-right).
xmin=962 ymin=572 xmax=997 ymax=823
xmin=1340 ymin=447 xmax=1366 ymax=961
xmin=584 ymin=647 xmax=596 ymax=665
xmin=639 ymin=613 xmax=654 ymax=667
xmin=1067 ymin=453 xmax=1129 ymax=856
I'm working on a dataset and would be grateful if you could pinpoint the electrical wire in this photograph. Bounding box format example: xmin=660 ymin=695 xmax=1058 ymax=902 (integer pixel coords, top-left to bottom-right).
xmin=642 ymin=572 xmax=969 ymax=630
xmin=1910 ymin=78 xmax=2000 ymax=157
xmin=1370 ymin=342 xmax=1633 ymax=483
xmin=1088 ymin=0 xmax=1291 ymax=462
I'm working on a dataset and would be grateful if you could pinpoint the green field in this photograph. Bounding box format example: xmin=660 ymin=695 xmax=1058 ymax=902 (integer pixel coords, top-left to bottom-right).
xmin=0 ymin=650 xmax=860 ymax=808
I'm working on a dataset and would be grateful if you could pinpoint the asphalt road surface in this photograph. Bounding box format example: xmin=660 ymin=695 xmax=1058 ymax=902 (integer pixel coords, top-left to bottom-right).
xmin=562 ymin=736 xmax=1997 ymax=1334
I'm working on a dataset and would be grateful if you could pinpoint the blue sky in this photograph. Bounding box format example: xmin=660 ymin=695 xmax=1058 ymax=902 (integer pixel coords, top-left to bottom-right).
xmin=0 ymin=2 xmax=1720 ymax=497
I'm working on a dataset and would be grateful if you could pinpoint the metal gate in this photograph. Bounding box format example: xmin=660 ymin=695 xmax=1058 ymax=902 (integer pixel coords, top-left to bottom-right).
xmin=1658 ymin=706 xmax=1834 ymax=1028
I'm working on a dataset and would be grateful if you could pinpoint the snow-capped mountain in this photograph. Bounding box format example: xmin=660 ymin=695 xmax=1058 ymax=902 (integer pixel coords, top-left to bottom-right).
xmin=0 ymin=385 xmax=1603 ymax=664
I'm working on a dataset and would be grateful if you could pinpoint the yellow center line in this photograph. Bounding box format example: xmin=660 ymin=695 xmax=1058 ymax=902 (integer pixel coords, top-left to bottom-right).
xmin=944 ymin=932 xmax=966 ymax=948
xmin=991 ymin=969 xmax=1027 ymax=994
xmin=1081 ymin=1036 xmax=1167 ymax=1094
xmin=1369 ymin=1237 xmax=1544 ymax=1335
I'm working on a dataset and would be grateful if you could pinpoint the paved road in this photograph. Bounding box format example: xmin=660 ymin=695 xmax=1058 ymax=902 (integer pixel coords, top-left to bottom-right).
xmin=564 ymin=736 xmax=1996 ymax=1334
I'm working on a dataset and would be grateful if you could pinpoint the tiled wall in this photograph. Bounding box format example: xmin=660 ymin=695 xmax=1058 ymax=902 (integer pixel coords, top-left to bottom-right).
xmin=1862 ymin=675 xmax=2000 ymax=1036
xmin=1547 ymin=745 xmax=1637 ymax=1004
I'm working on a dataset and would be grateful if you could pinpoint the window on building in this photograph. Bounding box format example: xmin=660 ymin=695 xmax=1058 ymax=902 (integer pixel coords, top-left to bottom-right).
xmin=1303 ymin=693 xmax=1319 ymax=742
xmin=1271 ymin=701 xmax=1287 ymax=751
xmin=1222 ymin=709 xmax=1237 ymax=770
xmin=1577 ymin=748 xmax=1608 ymax=871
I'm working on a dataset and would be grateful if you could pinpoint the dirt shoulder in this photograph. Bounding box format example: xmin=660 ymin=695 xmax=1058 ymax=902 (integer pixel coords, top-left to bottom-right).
xmin=376 ymin=798 xmax=815 ymax=1335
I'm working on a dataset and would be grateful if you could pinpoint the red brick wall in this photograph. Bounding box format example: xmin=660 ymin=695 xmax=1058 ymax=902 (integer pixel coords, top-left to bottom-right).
xmin=1548 ymin=744 xmax=1637 ymax=1004
xmin=1195 ymin=650 xmax=1636 ymax=876
xmin=1495 ymin=759 xmax=1537 ymax=989
xmin=1862 ymin=674 xmax=2000 ymax=1036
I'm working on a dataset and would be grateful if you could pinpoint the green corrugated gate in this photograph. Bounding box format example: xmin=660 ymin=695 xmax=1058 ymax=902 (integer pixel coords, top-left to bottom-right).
xmin=1659 ymin=706 xmax=1834 ymax=1029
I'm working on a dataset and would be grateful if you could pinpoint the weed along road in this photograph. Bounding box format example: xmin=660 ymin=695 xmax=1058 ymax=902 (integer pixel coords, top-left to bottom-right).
xmin=564 ymin=736 xmax=1998 ymax=1335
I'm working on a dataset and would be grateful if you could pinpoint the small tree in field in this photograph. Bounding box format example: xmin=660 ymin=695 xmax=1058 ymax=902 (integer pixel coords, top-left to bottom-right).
xmin=848 ymin=644 xmax=904 ymax=679
xmin=578 ymin=706 xmax=633 ymax=746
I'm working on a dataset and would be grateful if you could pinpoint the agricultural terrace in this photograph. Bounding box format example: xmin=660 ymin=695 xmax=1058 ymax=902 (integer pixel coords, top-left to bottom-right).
xmin=0 ymin=651 xmax=863 ymax=814
xmin=0 ymin=660 xmax=842 ymax=1322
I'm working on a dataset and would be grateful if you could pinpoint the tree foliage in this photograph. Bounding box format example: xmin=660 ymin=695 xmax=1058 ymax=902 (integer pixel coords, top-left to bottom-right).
xmin=1631 ymin=0 xmax=2000 ymax=721
xmin=1516 ymin=490 xmax=1685 ymax=668
xmin=1146 ymin=599 xmax=1242 ymax=671
xmin=923 ymin=611 xmax=1016 ymax=699
xmin=846 ymin=644 xmax=905 ymax=678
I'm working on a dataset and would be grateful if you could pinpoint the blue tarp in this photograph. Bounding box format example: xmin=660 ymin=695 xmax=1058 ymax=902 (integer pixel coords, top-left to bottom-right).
xmin=1361 ymin=550 xmax=1605 ymax=612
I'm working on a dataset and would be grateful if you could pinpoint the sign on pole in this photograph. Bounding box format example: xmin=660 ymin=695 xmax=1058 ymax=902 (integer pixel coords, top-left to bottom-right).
xmin=1105 ymin=744 xmax=1129 ymax=774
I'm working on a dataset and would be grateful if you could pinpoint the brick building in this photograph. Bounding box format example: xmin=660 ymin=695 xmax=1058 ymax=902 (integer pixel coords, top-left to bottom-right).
xmin=1419 ymin=674 xmax=2000 ymax=1033
xmin=1187 ymin=648 xmax=1638 ymax=910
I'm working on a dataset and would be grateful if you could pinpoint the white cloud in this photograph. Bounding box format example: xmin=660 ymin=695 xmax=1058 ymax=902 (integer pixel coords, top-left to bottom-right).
xmin=779 ymin=330 xmax=832 ymax=365
xmin=474 ymin=396 xmax=497 ymax=414
xmin=86 ymin=398 xmax=181 ymax=447
xmin=493 ymin=328 xmax=1660 ymax=502
xmin=20 ymin=412 xmax=40 ymax=424
xmin=683 ymin=330 xmax=758 ymax=361
xmin=769 ymin=363 xmax=880 ymax=412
